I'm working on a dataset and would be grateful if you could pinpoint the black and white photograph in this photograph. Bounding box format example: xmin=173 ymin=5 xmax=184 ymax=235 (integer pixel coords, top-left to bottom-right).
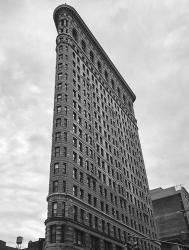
xmin=0 ymin=1 xmax=189 ymax=250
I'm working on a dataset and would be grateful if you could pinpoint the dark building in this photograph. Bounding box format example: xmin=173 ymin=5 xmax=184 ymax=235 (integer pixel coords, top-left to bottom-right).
xmin=151 ymin=186 xmax=189 ymax=250
xmin=44 ymin=4 xmax=160 ymax=250
xmin=26 ymin=239 xmax=45 ymax=250
xmin=0 ymin=241 xmax=16 ymax=250
xmin=0 ymin=239 xmax=44 ymax=250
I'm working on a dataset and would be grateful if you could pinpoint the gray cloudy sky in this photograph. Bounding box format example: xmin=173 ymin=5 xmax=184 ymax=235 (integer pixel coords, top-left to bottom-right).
xmin=0 ymin=0 xmax=189 ymax=247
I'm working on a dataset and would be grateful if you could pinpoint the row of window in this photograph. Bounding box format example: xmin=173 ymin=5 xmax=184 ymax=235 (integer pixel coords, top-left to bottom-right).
xmin=72 ymin=183 xmax=154 ymax=234
xmin=53 ymin=117 xmax=149 ymax=211
xmin=54 ymin=46 xmax=152 ymax=214
xmin=53 ymin=132 xmax=149 ymax=212
xmin=70 ymin=80 xmax=148 ymax=191
xmin=70 ymin=73 xmax=145 ymax=183
xmin=54 ymin=17 xmax=155 ymax=234
xmin=49 ymin=224 xmax=123 ymax=250
xmin=71 ymin=33 xmax=133 ymax=109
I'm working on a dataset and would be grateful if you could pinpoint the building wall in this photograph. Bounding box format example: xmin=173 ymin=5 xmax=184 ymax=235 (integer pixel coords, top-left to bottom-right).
xmin=151 ymin=187 xmax=189 ymax=249
xmin=45 ymin=4 xmax=160 ymax=250
xmin=153 ymin=194 xmax=187 ymax=239
xmin=0 ymin=241 xmax=16 ymax=250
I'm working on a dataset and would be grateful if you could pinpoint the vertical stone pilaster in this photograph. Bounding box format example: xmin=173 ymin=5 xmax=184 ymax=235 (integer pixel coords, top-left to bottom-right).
xmin=56 ymin=224 xmax=62 ymax=243
xmin=84 ymin=232 xmax=91 ymax=250
xmin=46 ymin=225 xmax=50 ymax=244
xmin=112 ymin=243 xmax=116 ymax=250
xmin=99 ymin=239 xmax=104 ymax=250
xmin=65 ymin=225 xmax=74 ymax=244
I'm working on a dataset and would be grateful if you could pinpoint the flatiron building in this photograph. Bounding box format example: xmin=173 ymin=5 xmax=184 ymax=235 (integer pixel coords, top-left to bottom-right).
xmin=45 ymin=4 xmax=160 ymax=250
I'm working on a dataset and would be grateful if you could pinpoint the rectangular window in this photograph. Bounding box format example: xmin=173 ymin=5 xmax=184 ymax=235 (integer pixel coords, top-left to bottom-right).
xmin=73 ymin=185 xmax=77 ymax=196
xmin=101 ymin=201 xmax=104 ymax=211
xmin=62 ymin=202 xmax=65 ymax=217
xmin=88 ymin=194 xmax=92 ymax=204
xmin=73 ymin=152 xmax=77 ymax=163
xmin=73 ymin=168 xmax=77 ymax=179
xmin=55 ymin=147 xmax=60 ymax=157
xmin=113 ymin=226 xmax=116 ymax=238
xmin=73 ymin=124 xmax=77 ymax=133
xmin=94 ymin=216 xmax=98 ymax=229
xmin=55 ymin=118 xmax=61 ymax=127
xmin=93 ymin=197 xmax=97 ymax=207
xmin=73 ymin=100 xmax=77 ymax=108
xmin=58 ymin=73 xmax=63 ymax=80
xmin=80 ymin=189 xmax=84 ymax=200
xmin=63 ymin=147 xmax=67 ymax=157
xmin=64 ymin=118 xmax=67 ymax=127
xmin=73 ymin=229 xmax=85 ymax=246
xmin=80 ymin=209 xmax=84 ymax=223
xmin=78 ymin=116 xmax=82 ymax=125
xmin=89 ymin=213 xmax=92 ymax=227
xmin=73 ymin=205 xmax=78 ymax=221
xmin=79 ymin=172 xmax=83 ymax=183
xmin=63 ymin=180 xmax=66 ymax=192
xmin=107 ymin=222 xmax=110 ymax=235
xmin=64 ymin=106 xmax=67 ymax=115
xmin=57 ymin=82 xmax=62 ymax=90
xmin=52 ymin=202 xmax=58 ymax=216
xmin=62 ymin=163 xmax=67 ymax=174
xmin=102 ymin=220 xmax=105 ymax=232
xmin=63 ymin=132 xmax=67 ymax=142
xmin=53 ymin=180 xmax=58 ymax=192
xmin=54 ymin=163 xmax=59 ymax=174
xmin=58 ymin=54 xmax=63 ymax=60
xmin=78 ymin=156 xmax=83 ymax=167
xmin=57 ymin=94 xmax=62 ymax=101
xmin=55 ymin=132 xmax=61 ymax=142
xmin=73 ymin=137 xmax=77 ymax=147
xmin=73 ymin=111 xmax=77 ymax=120
xmin=56 ymin=106 xmax=61 ymax=113
xmin=78 ymin=105 xmax=81 ymax=113
xmin=79 ymin=141 xmax=82 ymax=152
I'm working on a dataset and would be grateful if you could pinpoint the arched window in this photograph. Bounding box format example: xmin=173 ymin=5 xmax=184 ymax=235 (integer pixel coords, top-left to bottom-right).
xmin=97 ymin=61 xmax=102 ymax=73
xmin=72 ymin=28 xmax=78 ymax=42
xmin=81 ymin=40 xmax=86 ymax=52
xmin=104 ymin=70 xmax=108 ymax=81
xmin=111 ymin=79 xmax=115 ymax=89
xmin=90 ymin=51 xmax=94 ymax=63
xmin=117 ymin=87 xmax=120 ymax=97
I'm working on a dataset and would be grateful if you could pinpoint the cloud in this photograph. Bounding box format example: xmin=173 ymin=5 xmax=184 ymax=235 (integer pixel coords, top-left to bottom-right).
xmin=0 ymin=0 xmax=189 ymax=247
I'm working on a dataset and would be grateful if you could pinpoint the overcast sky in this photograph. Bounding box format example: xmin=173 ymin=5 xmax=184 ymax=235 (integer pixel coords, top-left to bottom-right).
xmin=0 ymin=0 xmax=189 ymax=247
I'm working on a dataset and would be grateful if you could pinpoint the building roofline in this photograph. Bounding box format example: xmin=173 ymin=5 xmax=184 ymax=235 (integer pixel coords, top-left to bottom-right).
xmin=53 ymin=4 xmax=136 ymax=102
xmin=150 ymin=186 xmax=188 ymax=201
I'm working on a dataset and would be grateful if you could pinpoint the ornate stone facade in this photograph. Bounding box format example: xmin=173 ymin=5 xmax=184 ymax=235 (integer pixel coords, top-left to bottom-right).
xmin=45 ymin=4 xmax=160 ymax=250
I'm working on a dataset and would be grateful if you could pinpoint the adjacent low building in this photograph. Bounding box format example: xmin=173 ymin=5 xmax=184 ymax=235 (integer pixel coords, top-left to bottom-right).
xmin=151 ymin=186 xmax=189 ymax=250
xmin=0 ymin=241 xmax=16 ymax=250
xmin=0 ymin=239 xmax=45 ymax=250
